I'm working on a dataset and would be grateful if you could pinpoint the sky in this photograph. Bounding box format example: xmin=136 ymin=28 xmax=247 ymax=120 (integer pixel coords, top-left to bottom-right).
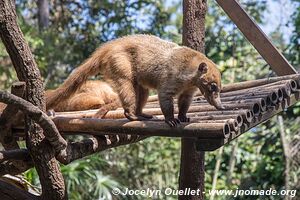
xmin=165 ymin=0 xmax=296 ymax=42
xmin=262 ymin=0 xmax=296 ymax=41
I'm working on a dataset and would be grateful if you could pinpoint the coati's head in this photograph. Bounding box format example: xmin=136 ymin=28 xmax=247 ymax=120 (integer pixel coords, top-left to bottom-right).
xmin=191 ymin=56 xmax=224 ymax=110
xmin=172 ymin=46 xmax=224 ymax=109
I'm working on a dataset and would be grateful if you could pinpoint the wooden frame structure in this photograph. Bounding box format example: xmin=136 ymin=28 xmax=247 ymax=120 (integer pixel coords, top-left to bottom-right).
xmin=11 ymin=0 xmax=295 ymax=151
xmin=5 ymin=0 xmax=299 ymax=151
xmin=11 ymin=74 xmax=297 ymax=151
xmin=5 ymin=73 xmax=300 ymax=198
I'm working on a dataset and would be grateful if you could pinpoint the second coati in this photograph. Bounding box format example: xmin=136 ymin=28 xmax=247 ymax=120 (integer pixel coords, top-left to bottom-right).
xmin=47 ymin=34 xmax=223 ymax=127
xmin=46 ymin=80 xmax=120 ymax=115
xmin=0 ymin=80 xmax=120 ymax=127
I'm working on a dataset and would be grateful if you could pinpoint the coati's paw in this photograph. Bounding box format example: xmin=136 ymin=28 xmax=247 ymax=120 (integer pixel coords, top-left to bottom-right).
xmin=178 ymin=115 xmax=190 ymax=122
xmin=94 ymin=108 xmax=109 ymax=118
xmin=165 ymin=118 xmax=181 ymax=127
xmin=214 ymin=104 xmax=225 ymax=110
xmin=139 ymin=113 xmax=153 ymax=119
xmin=125 ymin=112 xmax=150 ymax=121
xmin=219 ymin=105 xmax=226 ymax=110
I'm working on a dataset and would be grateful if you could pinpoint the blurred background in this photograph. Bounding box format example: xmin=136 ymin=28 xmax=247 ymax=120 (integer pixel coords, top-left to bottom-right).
xmin=0 ymin=0 xmax=299 ymax=199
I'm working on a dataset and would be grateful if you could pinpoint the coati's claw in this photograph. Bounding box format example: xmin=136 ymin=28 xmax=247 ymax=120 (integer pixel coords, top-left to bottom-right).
xmin=178 ymin=115 xmax=190 ymax=122
xmin=165 ymin=118 xmax=181 ymax=127
xmin=151 ymin=115 xmax=159 ymax=120
xmin=214 ymin=105 xmax=225 ymax=110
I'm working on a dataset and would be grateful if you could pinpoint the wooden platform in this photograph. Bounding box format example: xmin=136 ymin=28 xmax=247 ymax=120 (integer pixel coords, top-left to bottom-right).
xmin=12 ymin=75 xmax=300 ymax=151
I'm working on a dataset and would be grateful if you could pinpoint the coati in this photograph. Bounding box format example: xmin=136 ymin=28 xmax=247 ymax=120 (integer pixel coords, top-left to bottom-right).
xmin=45 ymin=80 xmax=120 ymax=115
xmin=47 ymin=34 xmax=223 ymax=127
xmin=0 ymin=80 xmax=120 ymax=126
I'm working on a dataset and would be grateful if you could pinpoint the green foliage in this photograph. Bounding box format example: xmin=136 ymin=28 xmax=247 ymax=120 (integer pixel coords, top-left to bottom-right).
xmin=287 ymin=0 xmax=300 ymax=68
xmin=24 ymin=168 xmax=40 ymax=188
xmin=105 ymin=137 xmax=181 ymax=190
xmin=15 ymin=0 xmax=180 ymax=89
xmin=206 ymin=0 xmax=269 ymax=84
xmin=60 ymin=155 xmax=122 ymax=200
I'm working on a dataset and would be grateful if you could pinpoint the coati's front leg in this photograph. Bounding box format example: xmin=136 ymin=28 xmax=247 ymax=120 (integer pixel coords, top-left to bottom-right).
xmin=177 ymin=88 xmax=197 ymax=122
xmin=158 ymin=90 xmax=180 ymax=127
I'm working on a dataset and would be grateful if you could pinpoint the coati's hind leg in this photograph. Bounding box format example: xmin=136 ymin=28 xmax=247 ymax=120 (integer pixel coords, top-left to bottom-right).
xmin=135 ymin=86 xmax=152 ymax=119
xmin=114 ymin=79 xmax=148 ymax=121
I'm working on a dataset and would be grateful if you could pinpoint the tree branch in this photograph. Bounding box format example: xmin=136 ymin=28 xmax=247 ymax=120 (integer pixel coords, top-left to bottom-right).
xmin=0 ymin=149 xmax=31 ymax=163
xmin=0 ymin=82 xmax=25 ymax=150
xmin=0 ymin=160 xmax=33 ymax=176
xmin=0 ymin=134 xmax=147 ymax=175
xmin=0 ymin=0 xmax=66 ymax=198
xmin=0 ymin=91 xmax=67 ymax=153
xmin=0 ymin=179 xmax=39 ymax=200
xmin=59 ymin=134 xmax=147 ymax=164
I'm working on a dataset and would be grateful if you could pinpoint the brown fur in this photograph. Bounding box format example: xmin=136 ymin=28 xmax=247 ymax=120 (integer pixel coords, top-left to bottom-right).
xmin=0 ymin=81 xmax=119 ymax=114
xmin=46 ymin=80 xmax=120 ymax=113
xmin=0 ymin=81 xmax=120 ymax=127
xmin=47 ymin=34 xmax=223 ymax=127
xmin=0 ymin=102 xmax=6 ymax=111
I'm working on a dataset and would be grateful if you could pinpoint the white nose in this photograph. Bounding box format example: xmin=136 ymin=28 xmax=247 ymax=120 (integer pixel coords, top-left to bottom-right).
xmin=211 ymin=94 xmax=225 ymax=110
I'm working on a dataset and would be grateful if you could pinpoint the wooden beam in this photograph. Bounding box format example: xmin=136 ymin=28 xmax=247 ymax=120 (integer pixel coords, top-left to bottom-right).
xmin=53 ymin=117 xmax=231 ymax=139
xmin=197 ymin=92 xmax=299 ymax=151
xmin=216 ymin=0 xmax=297 ymax=76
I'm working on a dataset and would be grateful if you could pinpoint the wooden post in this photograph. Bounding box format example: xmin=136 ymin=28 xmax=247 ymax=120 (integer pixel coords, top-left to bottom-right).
xmin=37 ymin=0 xmax=49 ymax=30
xmin=179 ymin=1 xmax=207 ymax=200
xmin=210 ymin=146 xmax=224 ymax=200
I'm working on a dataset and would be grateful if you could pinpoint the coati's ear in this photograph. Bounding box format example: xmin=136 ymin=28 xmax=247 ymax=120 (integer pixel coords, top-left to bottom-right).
xmin=198 ymin=62 xmax=208 ymax=74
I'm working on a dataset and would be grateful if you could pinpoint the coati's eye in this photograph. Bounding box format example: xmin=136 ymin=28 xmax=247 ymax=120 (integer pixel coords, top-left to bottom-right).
xmin=210 ymin=82 xmax=218 ymax=92
xmin=198 ymin=62 xmax=208 ymax=74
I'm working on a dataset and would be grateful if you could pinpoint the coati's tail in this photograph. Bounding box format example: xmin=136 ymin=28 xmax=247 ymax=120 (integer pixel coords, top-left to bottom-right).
xmin=46 ymin=52 xmax=103 ymax=109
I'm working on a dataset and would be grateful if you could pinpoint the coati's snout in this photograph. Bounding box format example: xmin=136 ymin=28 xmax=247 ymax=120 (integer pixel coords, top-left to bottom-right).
xmin=205 ymin=91 xmax=225 ymax=110
xmin=196 ymin=61 xmax=224 ymax=110
xmin=198 ymin=84 xmax=225 ymax=110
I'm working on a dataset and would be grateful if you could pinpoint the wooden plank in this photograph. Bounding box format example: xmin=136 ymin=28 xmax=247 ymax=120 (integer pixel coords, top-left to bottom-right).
xmin=216 ymin=0 xmax=297 ymax=76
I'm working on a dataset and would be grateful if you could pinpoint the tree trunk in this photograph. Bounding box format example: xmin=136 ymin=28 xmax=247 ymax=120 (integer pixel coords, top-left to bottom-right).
xmin=0 ymin=0 xmax=66 ymax=199
xmin=226 ymin=140 xmax=238 ymax=184
xmin=0 ymin=179 xmax=39 ymax=200
xmin=37 ymin=0 xmax=49 ymax=30
xmin=179 ymin=1 xmax=207 ymax=200
xmin=210 ymin=146 xmax=224 ymax=200
xmin=278 ymin=115 xmax=290 ymax=200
